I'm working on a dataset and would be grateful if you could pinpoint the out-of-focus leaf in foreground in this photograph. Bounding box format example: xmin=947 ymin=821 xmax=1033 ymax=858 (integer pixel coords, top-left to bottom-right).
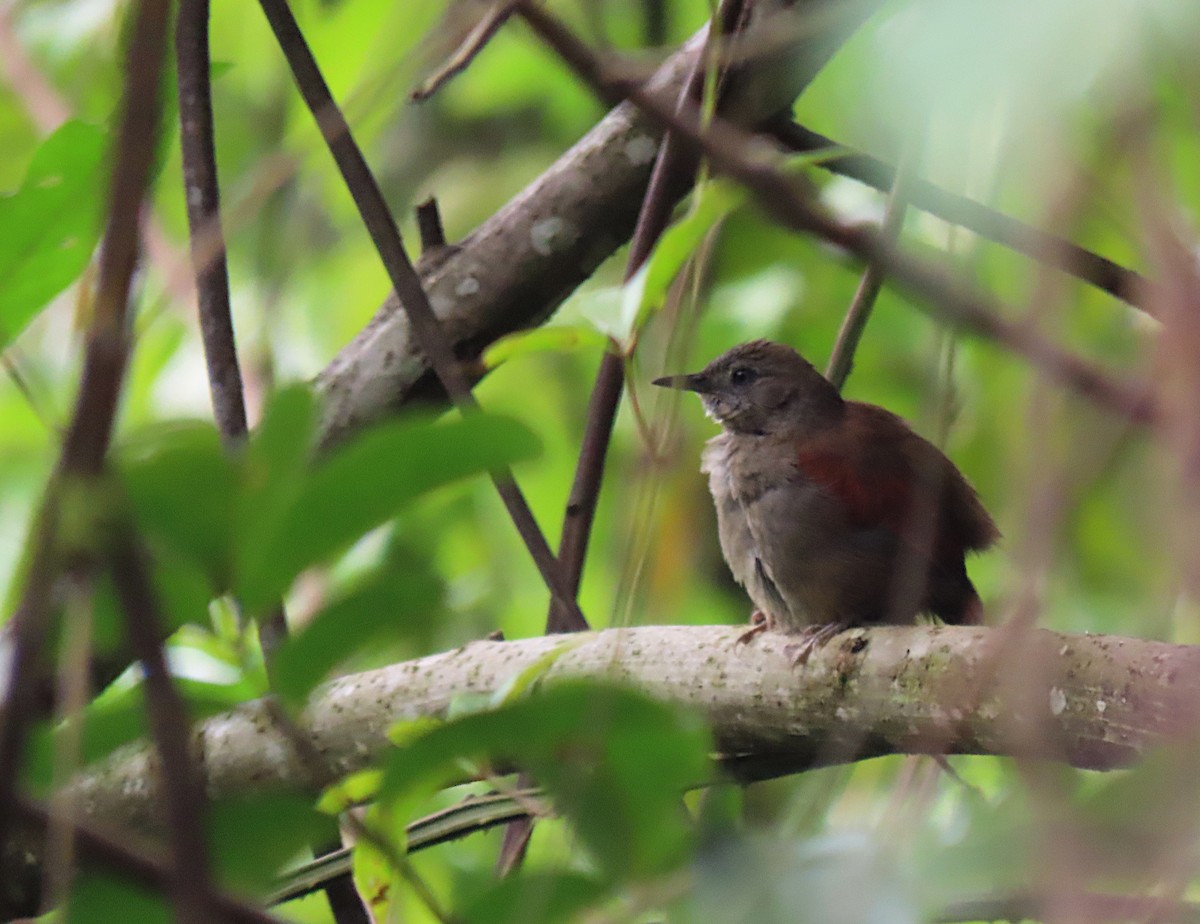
xmin=0 ymin=120 xmax=106 ymax=347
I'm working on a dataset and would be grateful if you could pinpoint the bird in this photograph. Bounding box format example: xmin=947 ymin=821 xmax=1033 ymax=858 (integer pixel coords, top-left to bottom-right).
xmin=654 ymin=340 xmax=998 ymax=662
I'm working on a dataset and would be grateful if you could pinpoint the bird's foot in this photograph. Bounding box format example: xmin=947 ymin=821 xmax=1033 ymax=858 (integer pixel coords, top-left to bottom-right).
xmin=735 ymin=611 xmax=771 ymax=646
xmin=783 ymin=622 xmax=850 ymax=667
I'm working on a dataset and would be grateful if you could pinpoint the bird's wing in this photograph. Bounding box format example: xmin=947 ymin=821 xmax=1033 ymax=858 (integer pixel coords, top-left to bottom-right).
xmin=793 ymin=403 xmax=999 ymax=561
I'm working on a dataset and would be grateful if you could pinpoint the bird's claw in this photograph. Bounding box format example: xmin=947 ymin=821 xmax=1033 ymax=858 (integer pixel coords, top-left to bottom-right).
xmin=735 ymin=610 xmax=770 ymax=646
xmin=784 ymin=622 xmax=849 ymax=667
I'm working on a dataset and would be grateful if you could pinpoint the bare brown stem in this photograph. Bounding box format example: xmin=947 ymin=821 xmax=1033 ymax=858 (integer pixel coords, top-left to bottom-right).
xmin=0 ymin=0 xmax=170 ymax=859
xmin=255 ymin=0 xmax=586 ymax=630
xmin=109 ymin=536 xmax=216 ymax=924
xmin=514 ymin=0 xmax=1157 ymax=426
xmin=768 ymin=119 xmax=1150 ymax=312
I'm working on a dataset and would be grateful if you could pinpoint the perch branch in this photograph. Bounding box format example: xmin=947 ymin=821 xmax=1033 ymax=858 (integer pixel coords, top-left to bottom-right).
xmin=5 ymin=623 xmax=1196 ymax=914
xmin=55 ymin=625 xmax=1200 ymax=837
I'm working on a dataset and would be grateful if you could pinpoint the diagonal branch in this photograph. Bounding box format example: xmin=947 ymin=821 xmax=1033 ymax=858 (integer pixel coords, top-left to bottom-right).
xmin=768 ymin=119 xmax=1151 ymax=312
xmin=313 ymin=2 xmax=877 ymax=448
xmin=826 ymin=143 xmax=916 ymax=389
xmin=513 ymin=0 xmax=1157 ymax=426
xmin=255 ymin=0 xmax=587 ymax=631
xmin=109 ymin=535 xmax=216 ymax=924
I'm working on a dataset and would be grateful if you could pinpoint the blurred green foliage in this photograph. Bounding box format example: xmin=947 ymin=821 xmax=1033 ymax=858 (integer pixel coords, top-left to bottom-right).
xmin=3 ymin=0 xmax=1200 ymax=920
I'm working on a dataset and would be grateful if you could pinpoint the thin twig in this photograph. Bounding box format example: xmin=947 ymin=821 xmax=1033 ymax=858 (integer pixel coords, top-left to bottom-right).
xmin=513 ymin=1 xmax=1157 ymax=426
xmin=261 ymin=699 xmax=454 ymax=923
xmin=256 ymin=0 xmax=587 ymax=631
xmin=176 ymin=0 xmax=292 ymax=694
xmin=0 ymin=0 xmax=170 ymax=858
xmin=410 ymin=2 xmax=516 ymax=102
xmin=110 ymin=535 xmax=216 ymax=924
xmin=517 ymin=0 xmax=752 ymax=870
xmin=642 ymin=0 xmax=669 ymax=47
xmin=43 ymin=572 xmax=94 ymax=909
xmin=545 ymin=0 xmax=748 ymax=635
xmin=825 ymin=142 xmax=916 ymax=389
xmin=176 ymin=0 xmax=249 ymax=446
xmin=415 ymin=197 xmax=448 ymax=252
xmin=768 ymin=119 xmax=1151 ymax=312
xmin=931 ymin=891 xmax=1200 ymax=924
xmin=0 ymin=350 xmax=57 ymax=434
xmin=272 ymin=788 xmax=547 ymax=905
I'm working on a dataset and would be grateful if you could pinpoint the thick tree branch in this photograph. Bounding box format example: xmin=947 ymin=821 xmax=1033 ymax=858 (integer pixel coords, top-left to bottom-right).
xmin=3 ymin=623 xmax=1193 ymax=915
xmin=313 ymin=0 xmax=875 ymax=447
xmin=53 ymin=625 xmax=1200 ymax=841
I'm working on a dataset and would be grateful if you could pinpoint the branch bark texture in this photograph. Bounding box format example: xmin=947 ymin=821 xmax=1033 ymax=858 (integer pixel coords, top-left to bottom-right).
xmin=67 ymin=625 xmax=1200 ymax=839
xmin=313 ymin=0 xmax=874 ymax=447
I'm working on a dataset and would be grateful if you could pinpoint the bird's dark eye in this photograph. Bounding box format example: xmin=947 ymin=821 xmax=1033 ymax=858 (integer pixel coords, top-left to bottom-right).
xmin=730 ymin=367 xmax=756 ymax=386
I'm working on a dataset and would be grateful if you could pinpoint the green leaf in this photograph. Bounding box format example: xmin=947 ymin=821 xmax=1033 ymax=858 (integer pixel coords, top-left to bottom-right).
xmin=0 ymin=120 xmax=106 ymax=347
xmin=272 ymin=560 xmax=441 ymax=703
xmin=118 ymin=422 xmax=238 ymax=589
xmin=210 ymin=793 xmax=333 ymax=896
xmin=317 ymin=768 xmax=383 ymax=814
xmin=618 ymin=179 xmax=747 ymax=342
xmin=461 ymin=871 xmax=608 ymax=924
xmin=234 ymin=384 xmax=318 ymax=592
xmin=481 ymin=325 xmax=609 ymax=369
xmin=488 ymin=637 xmax=582 ymax=708
xmin=87 ymin=551 xmax=212 ymax=661
xmin=68 ymin=872 xmax=170 ymax=924
xmin=235 ymin=411 xmax=540 ymax=614
xmin=379 ymin=681 xmax=712 ymax=878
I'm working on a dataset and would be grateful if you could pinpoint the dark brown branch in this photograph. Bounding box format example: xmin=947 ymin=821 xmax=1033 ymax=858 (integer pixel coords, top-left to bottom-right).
xmin=109 ymin=536 xmax=215 ymax=924
xmin=0 ymin=0 xmax=169 ymax=858
xmin=514 ymin=1 xmax=1157 ymax=426
xmin=544 ymin=0 xmax=794 ymax=635
xmin=410 ymin=2 xmax=516 ymax=103
xmin=176 ymin=0 xmax=249 ymax=447
xmin=769 ymin=119 xmax=1151 ymax=312
xmin=176 ymin=0 xmax=293 ymax=667
xmin=519 ymin=0 xmax=762 ymax=867
xmin=415 ymin=197 xmax=448 ymax=253
xmin=255 ymin=0 xmax=587 ymax=631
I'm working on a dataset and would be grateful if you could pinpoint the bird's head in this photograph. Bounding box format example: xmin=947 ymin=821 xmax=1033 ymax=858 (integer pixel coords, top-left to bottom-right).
xmin=653 ymin=340 xmax=842 ymax=435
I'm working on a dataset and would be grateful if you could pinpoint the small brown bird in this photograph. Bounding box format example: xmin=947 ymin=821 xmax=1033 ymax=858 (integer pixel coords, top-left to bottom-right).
xmin=655 ymin=340 xmax=998 ymax=659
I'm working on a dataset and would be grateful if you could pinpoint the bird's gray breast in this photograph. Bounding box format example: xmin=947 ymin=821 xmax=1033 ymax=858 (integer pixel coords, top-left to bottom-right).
xmin=701 ymin=431 xmax=847 ymax=626
xmin=701 ymin=433 xmax=760 ymax=594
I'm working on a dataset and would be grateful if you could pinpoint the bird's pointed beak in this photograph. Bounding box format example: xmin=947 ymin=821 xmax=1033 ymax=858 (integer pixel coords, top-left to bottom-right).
xmin=652 ymin=372 xmax=709 ymax=393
